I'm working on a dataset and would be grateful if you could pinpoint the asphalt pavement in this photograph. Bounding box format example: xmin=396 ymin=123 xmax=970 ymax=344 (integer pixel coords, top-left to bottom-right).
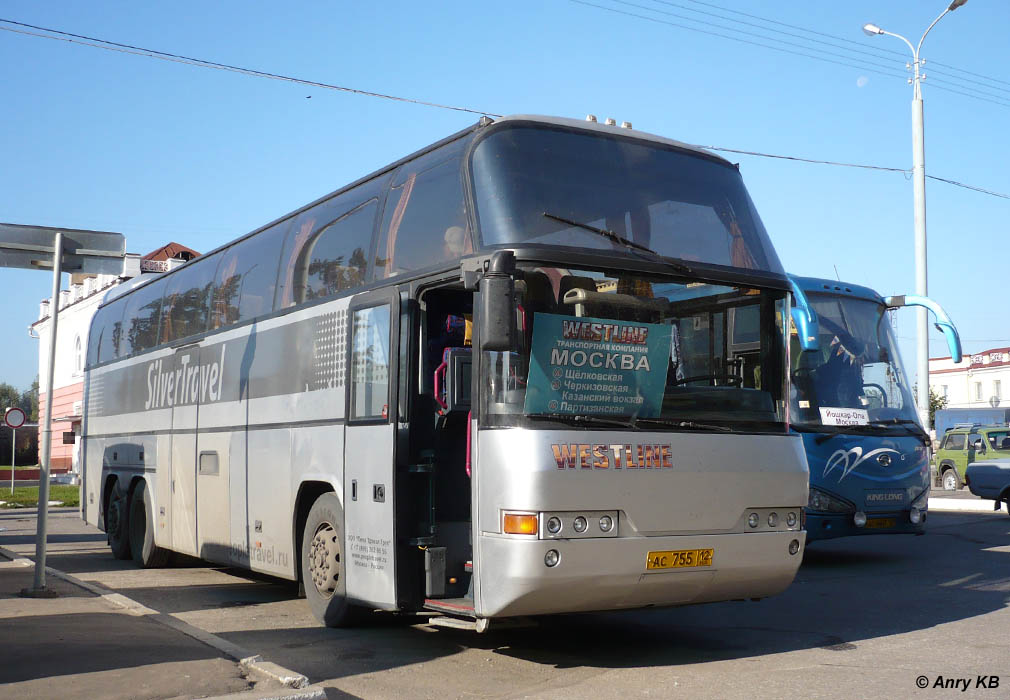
xmin=0 ymin=491 xmax=1006 ymax=699
xmin=0 ymin=509 xmax=322 ymax=700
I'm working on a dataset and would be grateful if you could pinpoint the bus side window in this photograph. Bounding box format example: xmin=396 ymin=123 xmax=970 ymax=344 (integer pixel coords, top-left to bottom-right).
xmin=121 ymin=281 xmax=165 ymax=356
xmin=350 ymin=305 xmax=391 ymax=419
xmin=209 ymin=221 xmax=290 ymax=329
xmin=275 ymin=176 xmax=387 ymax=310
xmin=374 ymin=144 xmax=470 ymax=280
xmin=92 ymin=304 xmax=124 ymax=364
xmin=300 ymin=200 xmax=376 ymax=302
xmin=158 ymin=255 xmax=218 ymax=344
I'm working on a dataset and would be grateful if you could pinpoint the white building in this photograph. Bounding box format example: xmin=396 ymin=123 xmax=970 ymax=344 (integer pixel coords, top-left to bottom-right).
xmin=930 ymin=347 xmax=1010 ymax=409
xmin=31 ymin=244 xmax=198 ymax=476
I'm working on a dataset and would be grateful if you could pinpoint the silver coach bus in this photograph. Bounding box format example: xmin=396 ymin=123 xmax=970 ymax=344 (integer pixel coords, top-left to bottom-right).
xmin=82 ymin=115 xmax=809 ymax=629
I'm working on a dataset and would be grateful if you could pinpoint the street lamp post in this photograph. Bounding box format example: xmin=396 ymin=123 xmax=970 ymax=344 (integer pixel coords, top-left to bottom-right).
xmin=863 ymin=0 xmax=968 ymax=431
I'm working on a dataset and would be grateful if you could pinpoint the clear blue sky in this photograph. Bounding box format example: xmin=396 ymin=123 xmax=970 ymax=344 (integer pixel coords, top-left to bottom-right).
xmin=1 ymin=0 xmax=1007 ymax=393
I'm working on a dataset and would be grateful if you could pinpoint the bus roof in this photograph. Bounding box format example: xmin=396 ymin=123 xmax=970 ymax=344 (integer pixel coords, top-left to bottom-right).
xmin=789 ymin=275 xmax=884 ymax=304
xmin=99 ymin=115 xmax=742 ymax=312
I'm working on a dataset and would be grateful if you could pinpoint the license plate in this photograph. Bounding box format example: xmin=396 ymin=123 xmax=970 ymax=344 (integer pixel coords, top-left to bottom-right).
xmin=864 ymin=518 xmax=896 ymax=529
xmin=646 ymin=549 xmax=714 ymax=570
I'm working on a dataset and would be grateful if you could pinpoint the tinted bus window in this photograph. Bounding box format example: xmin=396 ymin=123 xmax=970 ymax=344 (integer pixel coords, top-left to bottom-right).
xmin=471 ymin=125 xmax=783 ymax=274
xmin=299 ymin=200 xmax=376 ymax=302
xmin=121 ymin=281 xmax=165 ymax=356
xmin=374 ymin=142 xmax=471 ymax=280
xmin=275 ymin=177 xmax=387 ymax=309
xmin=210 ymin=221 xmax=290 ymax=329
xmin=159 ymin=255 xmax=219 ymax=343
xmin=91 ymin=303 xmax=124 ymax=365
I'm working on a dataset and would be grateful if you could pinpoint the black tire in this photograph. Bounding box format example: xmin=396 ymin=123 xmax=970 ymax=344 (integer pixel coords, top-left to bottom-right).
xmin=106 ymin=484 xmax=132 ymax=560
xmin=301 ymin=492 xmax=361 ymax=627
xmin=941 ymin=468 xmax=960 ymax=491
xmin=129 ymin=481 xmax=170 ymax=568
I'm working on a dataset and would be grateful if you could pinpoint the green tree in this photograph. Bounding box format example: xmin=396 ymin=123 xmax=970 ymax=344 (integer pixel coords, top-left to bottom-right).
xmin=21 ymin=376 xmax=38 ymax=422
xmin=0 ymin=382 xmax=20 ymax=414
xmin=929 ymin=387 xmax=948 ymax=430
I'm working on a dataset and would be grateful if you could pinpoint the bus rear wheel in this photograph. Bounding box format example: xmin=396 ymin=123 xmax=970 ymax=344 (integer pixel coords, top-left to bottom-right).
xmin=129 ymin=481 xmax=169 ymax=568
xmin=106 ymin=486 xmax=132 ymax=560
xmin=301 ymin=493 xmax=360 ymax=627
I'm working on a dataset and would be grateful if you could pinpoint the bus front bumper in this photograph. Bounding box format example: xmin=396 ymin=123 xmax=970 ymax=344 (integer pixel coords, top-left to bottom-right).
xmin=805 ymin=509 xmax=926 ymax=542
xmin=475 ymin=530 xmax=806 ymax=618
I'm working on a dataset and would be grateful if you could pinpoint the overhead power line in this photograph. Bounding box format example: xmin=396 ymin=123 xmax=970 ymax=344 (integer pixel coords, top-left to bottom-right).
xmin=572 ymin=0 xmax=1010 ymax=109
xmin=667 ymin=0 xmax=1010 ymax=90
xmin=1 ymin=18 xmax=1007 ymax=202
xmin=0 ymin=19 xmax=501 ymax=118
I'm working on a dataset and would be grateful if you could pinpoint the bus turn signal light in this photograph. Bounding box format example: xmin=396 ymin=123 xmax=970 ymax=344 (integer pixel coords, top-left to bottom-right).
xmin=503 ymin=513 xmax=538 ymax=536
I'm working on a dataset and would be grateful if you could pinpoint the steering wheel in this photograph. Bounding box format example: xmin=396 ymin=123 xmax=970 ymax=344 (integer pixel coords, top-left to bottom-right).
xmin=862 ymin=382 xmax=888 ymax=406
xmin=670 ymin=374 xmax=742 ymax=387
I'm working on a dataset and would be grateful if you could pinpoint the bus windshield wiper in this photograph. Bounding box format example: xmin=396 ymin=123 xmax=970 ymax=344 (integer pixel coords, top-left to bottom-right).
xmin=525 ymin=413 xmax=637 ymax=430
xmin=868 ymin=418 xmax=929 ymax=440
xmin=542 ymin=212 xmax=693 ymax=276
xmin=634 ymin=418 xmax=733 ymax=433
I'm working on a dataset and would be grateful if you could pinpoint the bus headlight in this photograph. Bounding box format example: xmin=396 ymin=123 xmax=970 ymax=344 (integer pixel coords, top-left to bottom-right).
xmin=573 ymin=516 xmax=588 ymax=533
xmin=546 ymin=517 xmax=562 ymax=534
xmin=808 ymin=488 xmax=855 ymax=514
xmin=767 ymin=512 xmax=779 ymax=527
xmin=599 ymin=515 xmax=614 ymax=532
xmin=748 ymin=513 xmax=760 ymax=528
xmin=545 ymin=549 xmax=560 ymax=567
xmin=853 ymin=511 xmax=867 ymax=528
xmin=786 ymin=512 xmax=798 ymax=528
xmin=909 ymin=508 xmax=922 ymax=524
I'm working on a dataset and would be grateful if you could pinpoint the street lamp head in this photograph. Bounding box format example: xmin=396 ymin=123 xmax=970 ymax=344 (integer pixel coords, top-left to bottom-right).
xmin=862 ymin=23 xmax=884 ymax=36
xmin=948 ymin=0 xmax=968 ymax=10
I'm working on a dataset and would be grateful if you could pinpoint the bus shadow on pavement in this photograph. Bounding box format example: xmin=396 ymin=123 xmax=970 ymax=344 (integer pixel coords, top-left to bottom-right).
xmin=219 ymin=512 xmax=1010 ymax=679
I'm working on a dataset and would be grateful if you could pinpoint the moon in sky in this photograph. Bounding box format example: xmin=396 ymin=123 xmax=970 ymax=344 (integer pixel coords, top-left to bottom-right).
xmin=856 ymin=76 xmax=869 ymax=88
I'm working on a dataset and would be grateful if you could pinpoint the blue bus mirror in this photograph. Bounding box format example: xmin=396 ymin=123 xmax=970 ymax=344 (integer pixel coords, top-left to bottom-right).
xmin=884 ymin=294 xmax=962 ymax=363
xmin=788 ymin=279 xmax=819 ymax=352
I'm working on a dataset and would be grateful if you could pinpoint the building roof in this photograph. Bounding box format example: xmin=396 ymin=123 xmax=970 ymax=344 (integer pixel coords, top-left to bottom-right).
xmin=142 ymin=242 xmax=200 ymax=262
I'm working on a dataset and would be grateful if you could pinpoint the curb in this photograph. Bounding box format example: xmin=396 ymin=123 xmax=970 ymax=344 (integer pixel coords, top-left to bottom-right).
xmin=204 ymin=686 xmax=327 ymax=700
xmin=928 ymin=497 xmax=1007 ymax=513
xmin=0 ymin=545 xmax=312 ymax=692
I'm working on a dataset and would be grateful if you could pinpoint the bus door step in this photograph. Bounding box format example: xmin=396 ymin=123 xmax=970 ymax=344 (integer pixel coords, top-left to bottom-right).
xmin=423 ymin=597 xmax=475 ymax=617
xmin=425 ymin=612 xmax=538 ymax=633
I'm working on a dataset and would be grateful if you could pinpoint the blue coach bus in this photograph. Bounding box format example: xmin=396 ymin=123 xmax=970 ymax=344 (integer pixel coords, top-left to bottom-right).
xmin=788 ymin=276 xmax=961 ymax=541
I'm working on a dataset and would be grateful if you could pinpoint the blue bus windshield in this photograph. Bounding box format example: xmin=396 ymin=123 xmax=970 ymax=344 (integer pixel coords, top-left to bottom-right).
xmin=791 ymin=293 xmax=919 ymax=429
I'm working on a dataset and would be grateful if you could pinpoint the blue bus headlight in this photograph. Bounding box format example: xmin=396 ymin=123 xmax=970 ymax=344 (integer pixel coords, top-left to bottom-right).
xmin=808 ymin=487 xmax=855 ymax=513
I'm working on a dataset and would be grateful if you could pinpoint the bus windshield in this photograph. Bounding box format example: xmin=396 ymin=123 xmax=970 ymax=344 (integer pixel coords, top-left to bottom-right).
xmin=791 ymin=293 xmax=918 ymax=430
xmin=480 ymin=265 xmax=789 ymax=431
xmin=470 ymin=123 xmax=784 ymax=275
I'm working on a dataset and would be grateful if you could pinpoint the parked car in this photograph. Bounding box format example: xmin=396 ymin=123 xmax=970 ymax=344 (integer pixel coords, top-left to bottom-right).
xmin=964 ymin=459 xmax=1010 ymax=516
xmin=933 ymin=424 xmax=1010 ymax=491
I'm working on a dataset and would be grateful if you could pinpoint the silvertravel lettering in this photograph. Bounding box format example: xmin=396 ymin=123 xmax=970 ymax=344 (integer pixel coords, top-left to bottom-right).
xmin=144 ymin=345 xmax=227 ymax=410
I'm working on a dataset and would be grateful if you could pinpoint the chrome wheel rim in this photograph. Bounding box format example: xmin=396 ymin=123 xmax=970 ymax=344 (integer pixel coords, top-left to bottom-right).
xmin=943 ymin=472 xmax=956 ymax=490
xmin=309 ymin=523 xmax=340 ymax=598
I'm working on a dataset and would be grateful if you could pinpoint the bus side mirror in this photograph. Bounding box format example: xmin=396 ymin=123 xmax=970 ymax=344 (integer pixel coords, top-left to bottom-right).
xmin=478 ymin=250 xmax=517 ymax=352
xmin=884 ymin=294 xmax=962 ymax=363
xmin=788 ymin=279 xmax=819 ymax=352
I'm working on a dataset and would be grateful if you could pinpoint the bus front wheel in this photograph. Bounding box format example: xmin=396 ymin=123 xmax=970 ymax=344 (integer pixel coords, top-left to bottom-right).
xmin=106 ymin=485 xmax=132 ymax=560
xmin=301 ymin=493 xmax=360 ymax=627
